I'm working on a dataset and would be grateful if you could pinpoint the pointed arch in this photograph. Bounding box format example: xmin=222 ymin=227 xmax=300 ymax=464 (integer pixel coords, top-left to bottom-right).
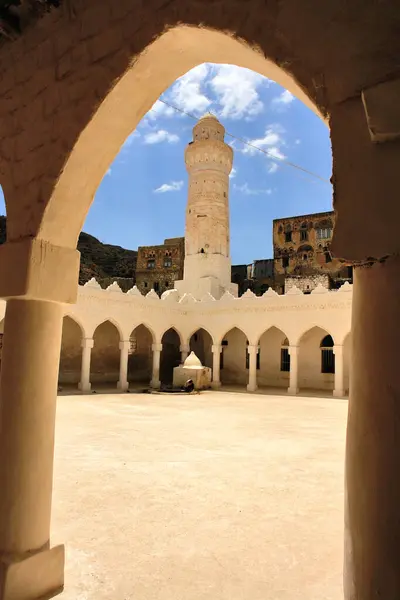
xmin=59 ymin=315 xmax=84 ymax=388
xmin=93 ymin=318 xmax=123 ymax=342
xmin=189 ymin=327 xmax=214 ymax=369
xmin=258 ymin=326 xmax=290 ymax=389
xmin=298 ymin=326 xmax=335 ymax=393
xmin=160 ymin=326 xmax=184 ymax=346
xmin=91 ymin=319 xmax=122 ymax=388
xmin=220 ymin=327 xmax=249 ymax=387
xmin=160 ymin=327 xmax=182 ymax=386
xmin=128 ymin=324 xmax=154 ymax=385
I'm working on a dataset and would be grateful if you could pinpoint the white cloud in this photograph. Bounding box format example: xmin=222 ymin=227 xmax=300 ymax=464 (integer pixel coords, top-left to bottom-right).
xmin=233 ymin=182 xmax=272 ymax=196
xmin=169 ymin=64 xmax=211 ymax=115
xmin=229 ymin=167 xmax=237 ymax=179
xmin=209 ymin=65 xmax=267 ymax=120
xmin=295 ymin=138 xmax=301 ymax=145
xmin=267 ymin=162 xmax=279 ymax=174
xmin=105 ymin=168 xmax=112 ymax=176
xmin=143 ymin=129 xmax=179 ymax=144
xmin=240 ymin=125 xmax=287 ymax=166
xmin=154 ymin=181 xmax=184 ymax=193
xmin=272 ymin=89 xmax=295 ymax=107
xmin=147 ymin=99 xmax=175 ymax=120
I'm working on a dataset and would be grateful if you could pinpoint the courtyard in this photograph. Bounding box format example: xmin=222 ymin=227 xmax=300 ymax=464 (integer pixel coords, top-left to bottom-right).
xmin=52 ymin=391 xmax=346 ymax=600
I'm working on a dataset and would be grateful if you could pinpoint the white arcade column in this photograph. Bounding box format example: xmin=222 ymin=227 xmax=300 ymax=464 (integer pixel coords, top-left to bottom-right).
xmin=212 ymin=344 xmax=222 ymax=389
xmin=288 ymin=345 xmax=299 ymax=395
xmin=151 ymin=343 xmax=162 ymax=389
xmin=247 ymin=345 xmax=259 ymax=392
xmin=333 ymin=344 xmax=344 ymax=397
xmin=180 ymin=344 xmax=190 ymax=363
xmin=79 ymin=337 xmax=93 ymax=393
xmin=117 ymin=340 xmax=130 ymax=392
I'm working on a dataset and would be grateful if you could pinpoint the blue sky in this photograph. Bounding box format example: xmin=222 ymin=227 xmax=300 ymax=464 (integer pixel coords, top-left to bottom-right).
xmin=0 ymin=63 xmax=332 ymax=265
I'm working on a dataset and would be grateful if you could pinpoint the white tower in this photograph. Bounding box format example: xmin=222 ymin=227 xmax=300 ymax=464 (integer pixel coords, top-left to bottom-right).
xmin=175 ymin=114 xmax=238 ymax=300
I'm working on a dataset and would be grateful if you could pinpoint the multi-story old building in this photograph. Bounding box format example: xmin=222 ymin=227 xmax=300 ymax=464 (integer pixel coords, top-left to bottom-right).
xmin=135 ymin=237 xmax=185 ymax=296
xmin=273 ymin=211 xmax=352 ymax=294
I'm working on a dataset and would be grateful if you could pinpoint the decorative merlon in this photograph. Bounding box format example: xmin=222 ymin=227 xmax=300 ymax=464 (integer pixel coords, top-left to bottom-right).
xmin=127 ymin=285 xmax=143 ymax=296
xmin=286 ymin=285 xmax=303 ymax=295
xmin=263 ymin=288 xmax=278 ymax=297
xmin=338 ymin=282 xmax=353 ymax=293
xmin=106 ymin=281 xmax=122 ymax=293
xmin=146 ymin=289 xmax=160 ymax=300
xmin=311 ymin=283 xmax=328 ymax=294
xmin=220 ymin=290 xmax=236 ymax=301
xmin=179 ymin=293 xmax=197 ymax=304
xmin=241 ymin=289 xmax=257 ymax=299
xmin=200 ymin=292 xmax=216 ymax=302
xmin=161 ymin=289 xmax=179 ymax=302
xmin=84 ymin=277 xmax=102 ymax=289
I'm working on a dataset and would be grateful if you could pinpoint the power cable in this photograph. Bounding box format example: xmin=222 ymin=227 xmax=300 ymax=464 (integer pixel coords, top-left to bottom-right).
xmin=158 ymin=98 xmax=330 ymax=186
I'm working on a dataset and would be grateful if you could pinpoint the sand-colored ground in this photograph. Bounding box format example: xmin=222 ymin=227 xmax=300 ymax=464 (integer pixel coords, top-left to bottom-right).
xmin=52 ymin=391 xmax=347 ymax=600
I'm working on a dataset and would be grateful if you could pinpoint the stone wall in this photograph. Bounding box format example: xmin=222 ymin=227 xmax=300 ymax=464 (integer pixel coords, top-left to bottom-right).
xmin=285 ymin=274 xmax=330 ymax=294
xmin=135 ymin=238 xmax=184 ymax=296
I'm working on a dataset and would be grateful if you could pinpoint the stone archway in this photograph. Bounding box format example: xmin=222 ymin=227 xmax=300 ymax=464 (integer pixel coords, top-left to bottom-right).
xmin=91 ymin=320 xmax=121 ymax=389
xmin=189 ymin=328 xmax=213 ymax=368
xmin=298 ymin=326 xmax=334 ymax=393
xmin=58 ymin=316 xmax=83 ymax=389
xmin=128 ymin=324 xmax=154 ymax=386
xmin=220 ymin=327 xmax=248 ymax=387
xmin=258 ymin=327 xmax=289 ymax=390
xmin=160 ymin=328 xmax=181 ymax=385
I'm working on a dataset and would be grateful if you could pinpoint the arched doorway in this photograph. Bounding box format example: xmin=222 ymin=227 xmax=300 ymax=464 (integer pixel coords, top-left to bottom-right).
xmin=128 ymin=324 xmax=154 ymax=386
xmin=160 ymin=328 xmax=181 ymax=385
xmin=91 ymin=321 xmax=121 ymax=389
xmin=189 ymin=328 xmax=213 ymax=368
xmin=58 ymin=316 xmax=83 ymax=389
xmin=258 ymin=327 xmax=289 ymax=389
xmin=298 ymin=327 xmax=334 ymax=393
xmin=220 ymin=327 xmax=248 ymax=387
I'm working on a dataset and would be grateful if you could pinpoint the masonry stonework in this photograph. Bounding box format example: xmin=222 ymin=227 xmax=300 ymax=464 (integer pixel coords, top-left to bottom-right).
xmin=135 ymin=237 xmax=184 ymax=296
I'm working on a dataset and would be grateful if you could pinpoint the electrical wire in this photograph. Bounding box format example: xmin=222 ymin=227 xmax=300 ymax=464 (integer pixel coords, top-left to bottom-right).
xmin=158 ymin=98 xmax=330 ymax=186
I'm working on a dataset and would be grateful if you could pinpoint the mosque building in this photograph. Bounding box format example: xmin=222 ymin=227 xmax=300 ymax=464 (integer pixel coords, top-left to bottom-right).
xmin=0 ymin=115 xmax=352 ymax=396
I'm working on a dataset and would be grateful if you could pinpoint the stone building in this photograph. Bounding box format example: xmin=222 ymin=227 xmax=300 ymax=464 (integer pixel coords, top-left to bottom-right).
xmin=273 ymin=211 xmax=353 ymax=293
xmin=135 ymin=237 xmax=184 ymax=296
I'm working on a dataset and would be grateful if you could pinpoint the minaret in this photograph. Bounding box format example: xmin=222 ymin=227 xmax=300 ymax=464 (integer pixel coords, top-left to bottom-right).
xmin=175 ymin=114 xmax=237 ymax=300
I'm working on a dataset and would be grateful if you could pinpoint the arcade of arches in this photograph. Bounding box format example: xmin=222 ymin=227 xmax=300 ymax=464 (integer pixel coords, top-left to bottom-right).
xmin=57 ymin=315 xmax=350 ymax=396
xmin=0 ymin=2 xmax=399 ymax=599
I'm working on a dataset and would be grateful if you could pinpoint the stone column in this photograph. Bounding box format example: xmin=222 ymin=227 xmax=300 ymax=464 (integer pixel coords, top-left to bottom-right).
xmin=117 ymin=340 xmax=130 ymax=392
xmin=344 ymin=258 xmax=400 ymax=599
xmin=211 ymin=344 xmax=222 ymax=389
xmin=288 ymin=345 xmax=299 ymax=395
xmin=247 ymin=344 xmax=259 ymax=392
xmin=0 ymin=299 xmax=65 ymax=598
xmin=151 ymin=343 xmax=162 ymax=389
xmin=78 ymin=338 xmax=93 ymax=393
xmin=180 ymin=344 xmax=190 ymax=363
xmin=333 ymin=344 xmax=344 ymax=397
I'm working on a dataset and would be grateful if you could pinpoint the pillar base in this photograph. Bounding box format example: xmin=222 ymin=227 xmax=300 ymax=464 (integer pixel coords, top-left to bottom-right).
xmin=0 ymin=545 xmax=64 ymax=600
xmin=211 ymin=381 xmax=221 ymax=390
xmin=333 ymin=389 xmax=345 ymax=398
xmin=117 ymin=381 xmax=129 ymax=392
xmin=287 ymin=387 xmax=299 ymax=395
xmin=247 ymin=384 xmax=258 ymax=393
xmin=78 ymin=382 xmax=91 ymax=393
xmin=150 ymin=379 xmax=160 ymax=390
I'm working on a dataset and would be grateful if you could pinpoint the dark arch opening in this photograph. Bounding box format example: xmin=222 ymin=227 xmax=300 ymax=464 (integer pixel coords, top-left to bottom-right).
xmin=189 ymin=328 xmax=213 ymax=368
xmin=128 ymin=324 xmax=154 ymax=386
xmin=160 ymin=328 xmax=181 ymax=386
xmin=58 ymin=316 xmax=83 ymax=390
